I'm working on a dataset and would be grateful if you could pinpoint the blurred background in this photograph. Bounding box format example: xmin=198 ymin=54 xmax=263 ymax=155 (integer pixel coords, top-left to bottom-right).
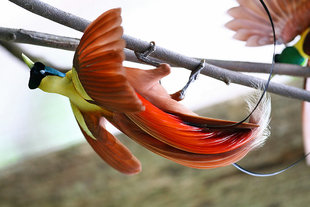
xmin=0 ymin=0 xmax=309 ymax=207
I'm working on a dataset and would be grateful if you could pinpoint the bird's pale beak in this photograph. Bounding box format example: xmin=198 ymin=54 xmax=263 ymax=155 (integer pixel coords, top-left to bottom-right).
xmin=21 ymin=53 xmax=34 ymax=69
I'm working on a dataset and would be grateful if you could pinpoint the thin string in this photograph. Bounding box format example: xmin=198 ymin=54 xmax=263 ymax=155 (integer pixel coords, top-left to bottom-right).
xmin=233 ymin=152 xmax=310 ymax=177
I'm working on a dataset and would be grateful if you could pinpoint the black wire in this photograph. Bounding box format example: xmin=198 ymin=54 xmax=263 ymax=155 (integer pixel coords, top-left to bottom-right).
xmin=231 ymin=1 xmax=310 ymax=177
xmin=232 ymin=152 xmax=310 ymax=177
xmin=189 ymin=0 xmax=276 ymax=129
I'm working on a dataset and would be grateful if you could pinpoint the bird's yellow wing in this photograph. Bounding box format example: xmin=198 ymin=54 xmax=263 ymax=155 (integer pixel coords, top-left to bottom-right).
xmin=72 ymin=8 xmax=143 ymax=112
xmin=225 ymin=0 xmax=310 ymax=46
xmin=70 ymin=101 xmax=141 ymax=175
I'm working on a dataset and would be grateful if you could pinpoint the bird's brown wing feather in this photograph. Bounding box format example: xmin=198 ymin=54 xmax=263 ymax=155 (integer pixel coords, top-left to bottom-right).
xmin=73 ymin=8 xmax=143 ymax=112
xmin=71 ymin=101 xmax=141 ymax=175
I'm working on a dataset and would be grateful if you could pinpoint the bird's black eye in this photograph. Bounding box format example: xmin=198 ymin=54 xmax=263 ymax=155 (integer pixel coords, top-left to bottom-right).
xmin=28 ymin=62 xmax=46 ymax=89
xmin=303 ymin=32 xmax=310 ymax=56
xmin=33 ymin=62 xmax=45 ymax=71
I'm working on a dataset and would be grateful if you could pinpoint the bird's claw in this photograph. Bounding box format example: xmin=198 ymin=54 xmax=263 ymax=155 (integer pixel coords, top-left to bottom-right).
xmin=135 ymin=41 xmax=160 ymax=67
xmin=176 ymin=59 xmax=205 ymax=100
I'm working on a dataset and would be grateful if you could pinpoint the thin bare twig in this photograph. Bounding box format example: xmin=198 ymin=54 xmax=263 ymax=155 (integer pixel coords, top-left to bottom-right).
xmin=0 ymin=27 xmax=79 ymax=51
xmin=0 ymin=40 xmax=68 ymax=72
xmin=7 ymin=0 xmax=310 ymax=102
xmin=205 ymin=59 xmax=310 ymax=77
xmin=1 ymin=27 xmax=310 ymax=77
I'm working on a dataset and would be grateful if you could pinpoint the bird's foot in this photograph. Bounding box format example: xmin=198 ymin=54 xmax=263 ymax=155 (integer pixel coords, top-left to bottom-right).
xmin=135 ymin=41 xmax=161 ymax=67
xmin=173 ymin=59 xmax=206 ymax=101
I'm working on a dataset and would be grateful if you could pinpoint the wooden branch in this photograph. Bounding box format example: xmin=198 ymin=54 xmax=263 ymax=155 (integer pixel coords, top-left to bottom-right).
xmin=205 ymin=59 xmax=310 ymax=77
xmin=1 ymin=26 xmax=310 ymax=77
xmin=0 ymin=40 xmax=69 ymax=72
xmin=7 ymin=0 xmax=310 ymax=102
xmin=0 ymin=27 xmax=79 ymax=51
xmin=0 ymin=26 xmax=308 ymax=75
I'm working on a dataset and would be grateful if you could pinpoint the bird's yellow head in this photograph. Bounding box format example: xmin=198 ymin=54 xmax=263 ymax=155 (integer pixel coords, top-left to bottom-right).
xmin=22 ymin=54 xmax=66 ymax=90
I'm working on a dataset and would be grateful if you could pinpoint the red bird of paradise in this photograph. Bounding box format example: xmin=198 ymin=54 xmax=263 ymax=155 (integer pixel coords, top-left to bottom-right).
xmin=225 ymin=0 xmax=310 ymax=163
xmin=22 ymin=8 xmax=270 ymax=175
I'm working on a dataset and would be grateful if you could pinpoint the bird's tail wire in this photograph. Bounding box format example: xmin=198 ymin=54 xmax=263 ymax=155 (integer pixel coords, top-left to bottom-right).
xmin=231 ymin=0 xmax=310 ymax=177
xmin=201 ymin=0 xmax=275 ymax=129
